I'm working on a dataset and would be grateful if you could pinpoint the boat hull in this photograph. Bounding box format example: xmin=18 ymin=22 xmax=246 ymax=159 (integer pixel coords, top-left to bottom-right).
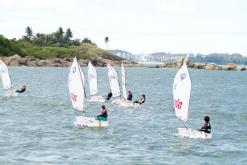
xmin=74 ymin=116 xmax=108 ymax=128
xmin=112 ymin=99 xmax=140 ymax=108
xmin=178 ymin=128 xmax=212 ymax=139
xmin=4 ymin=90 xmax=18 ymax=97
xmin=88 ymin=96 xmax=105 ymax=102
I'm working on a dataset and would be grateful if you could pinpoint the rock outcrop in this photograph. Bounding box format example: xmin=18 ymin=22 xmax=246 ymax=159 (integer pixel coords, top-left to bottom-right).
xmin=0 ymin=54 xmax=136 ymax=67
xmin=240 ymin=66 xmax=246 ymax=71
xmin=161 ymin=57 xmax=242 ymax=71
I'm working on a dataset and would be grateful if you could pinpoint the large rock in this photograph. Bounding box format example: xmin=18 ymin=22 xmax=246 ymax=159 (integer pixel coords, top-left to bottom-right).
xmin=193 ymin=63 xmax=205 ymax=69
xmin=162 ymin=61 xmax=177 ymax=68
xmin=2 ymin=54 xmax=22 ymax=66
xmin=240 ymin=67 xmax=246 ymax=71
xmin=222 ymin=63 xmax=237 ymax=71
xmin=205 ymin=63 xmax=217 ymax=70
xmin=37 ymin=60 xmax=50 ymax=66
xmin=26 ymin=57 xmax=38 ymax=66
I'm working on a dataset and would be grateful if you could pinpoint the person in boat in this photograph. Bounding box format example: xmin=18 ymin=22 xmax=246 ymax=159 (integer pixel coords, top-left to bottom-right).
xmin=127 ymin=90 xmax=133 ymax=101
xmin=106 ymin=90 xmax=112 ymax=100
xmin=96 ymin=105 xmax=108 ymax=120
xmin=15 ymin=85 xmax=27 ymax=93
xmin=133 ymin=94 xmax=145 ymax=105
xmin=199 ymin=116 xmax=211 ymax=134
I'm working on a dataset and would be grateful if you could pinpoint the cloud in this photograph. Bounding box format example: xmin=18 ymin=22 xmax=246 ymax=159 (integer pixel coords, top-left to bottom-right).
xmin=158 ymin=3 xmax=195 ymax=15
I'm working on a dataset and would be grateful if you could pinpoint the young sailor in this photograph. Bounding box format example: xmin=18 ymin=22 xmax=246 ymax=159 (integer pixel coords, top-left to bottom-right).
xmin=199 ymin=116 xmax=211 ymax=134
xmin=127 ymin=90 xmax=133 ymax=101
xmin=106 ymin=90 xmax=112 ymax=100
xmin=134 ymin=94 xmax=145 ymax=105
xmin=15 ymin=85 xmax=27 ymax=93
xmin=96 ymin=105 xmax=108 ymax=121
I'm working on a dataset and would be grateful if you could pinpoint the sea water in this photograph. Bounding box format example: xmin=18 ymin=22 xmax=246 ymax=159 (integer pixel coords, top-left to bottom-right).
xmin=0 ymin=67 xmax=246 ymax=164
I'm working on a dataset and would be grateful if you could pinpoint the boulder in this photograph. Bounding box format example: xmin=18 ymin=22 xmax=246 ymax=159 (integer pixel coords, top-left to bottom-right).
xmin=193 ymin=63 xmax=205 ymax=69
xmin=37 ymin=60 xmax=50 ymax=66
xmin=222 ymin=63 xmax=237 ymax=71
xmin=26 ymin=57 xmax=38 ymax=67
xmin=3 ymin=54 xmax=22 ymax=66
xmin=162 ymin=61 xmax=177 ymax=68
xmin=205 ymin=63 xmax=217 ymax=70
xmin=240 ymin=67 xmax=246 ymax=71
xmin=78 ymin=60 xmax=87 ymax=67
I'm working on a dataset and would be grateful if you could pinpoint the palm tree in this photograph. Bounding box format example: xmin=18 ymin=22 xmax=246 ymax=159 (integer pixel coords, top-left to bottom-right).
xmin=25 ymin=26 xmax=33 ymax=41
xmin=104 ymin=36 xmax=109 ymax=52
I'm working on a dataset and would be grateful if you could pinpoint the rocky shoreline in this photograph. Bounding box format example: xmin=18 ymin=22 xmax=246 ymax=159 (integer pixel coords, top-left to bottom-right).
xmin=0 ymin=55 xmax=246 ymax=71
xmin=161 ymin=58 xmax=246 ymax=71
xmin=0 ymin=55 xmax=136 ymax=67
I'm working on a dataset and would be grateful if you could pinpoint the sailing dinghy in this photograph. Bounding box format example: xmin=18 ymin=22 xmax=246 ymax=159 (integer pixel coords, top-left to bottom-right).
xmin=107 ymin=64 xmax=120 ymax=99
xmin=112 ymin=63 xmax=138 ymax=107
xmin=87 ymin=61 xmax=105 ymax=102
xmin=173 ymin=63 xmax=211 ymax=139
xmin=68 ymin=57 xmax=108 ymax=127
xmin=0 ymin=60 xmax=18 ymax=96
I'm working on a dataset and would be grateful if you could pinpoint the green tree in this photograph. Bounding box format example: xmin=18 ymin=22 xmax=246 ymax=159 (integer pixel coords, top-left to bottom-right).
xmin=56 ymin=27 xmax=64 ymax=42
xmin=82 ymin=38 xmax=92 ymax=44
xmin=65 ymin=28 xmax=73 ymax=40
xmin=104 ymin=36 xmax=109 ymax=52
xmin=25 ymin=26 xmax=33 ymax=41
xmin=0 ymin=35 xmax=24 ymax=56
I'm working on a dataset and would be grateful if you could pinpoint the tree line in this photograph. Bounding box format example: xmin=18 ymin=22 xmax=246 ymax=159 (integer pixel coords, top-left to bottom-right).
xmin=22 ymin=26 xmax=95 ymax=47
xmin=0 ymin=26 xmax=99 ymax=57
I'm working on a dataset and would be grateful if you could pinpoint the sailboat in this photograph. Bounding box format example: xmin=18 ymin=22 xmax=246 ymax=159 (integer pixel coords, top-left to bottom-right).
xmin=87 ymin=61 xmax=105 ymax=102
xmin=0 ymin=60 xmax=18 ymax=96
xmin=173 ymin=62 xmax=211 ymax=139
xmin=112 ymin=63 xmax=137 ymax=107
xmin=68 ymin=57 xmax=108 ymax=127
xmin=107 ymin=64 xmax=120 ymax=99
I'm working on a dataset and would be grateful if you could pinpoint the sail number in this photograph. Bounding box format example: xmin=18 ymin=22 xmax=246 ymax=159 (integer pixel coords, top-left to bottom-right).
xmin=71 ymin=93 xmax=77 ymax=102
xmin=175 ymin=99 xmax=183 ymax=109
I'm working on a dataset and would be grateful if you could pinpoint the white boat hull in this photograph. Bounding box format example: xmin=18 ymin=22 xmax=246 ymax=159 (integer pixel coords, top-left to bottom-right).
xmin=88 ymin=96 xmax=105 ymax=102
xmin=74 ymin=116 xmax=108 ymax=128
xmin=178 ymin=128 xmax=212 ymax=139
xmin=112 ymin=99 xmax=140 ymax=108
xmin=4 ymin=90 xmax=18 ymax=97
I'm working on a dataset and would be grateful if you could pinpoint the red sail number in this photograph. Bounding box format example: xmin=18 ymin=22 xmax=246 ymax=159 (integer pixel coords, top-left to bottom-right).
xmin=175 ymin=99 xmax=183 ymax=110
xmin=71 ymin=93 xmax=77 ymax=102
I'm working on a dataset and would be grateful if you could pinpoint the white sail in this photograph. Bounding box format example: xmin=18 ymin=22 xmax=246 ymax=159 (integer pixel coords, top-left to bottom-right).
xmin=68 ymin=57 xmax=85 ymax=112
xmin=88 ymin=61 xmax=98 ymax=96
xmin=107 ymin=64 xmax=120 ymax=97
xmin=173 ymin=63 xmax=191 ymax=122
xmin=121 ymin=63 xmax=127 ymax=99
xmin=0 ymin=60 xmax=12 ymax=90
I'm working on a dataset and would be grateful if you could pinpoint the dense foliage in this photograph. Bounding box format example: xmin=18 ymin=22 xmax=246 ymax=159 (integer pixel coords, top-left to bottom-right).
xmin=0 ymin=27 xmax=110 ymax=59
xmin=0 ymin=35 xmax=24 ymax=56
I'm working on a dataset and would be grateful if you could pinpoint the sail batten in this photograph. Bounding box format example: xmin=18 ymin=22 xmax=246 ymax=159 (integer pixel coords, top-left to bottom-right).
xmin=173 ymin=64 xmax=191 ymax=122
xmin=107 ymin=64 xmax=120 ymax=97
xmin=0 ymin=60 xmax=12 ymax=90
xmin=68 ymin=57 xmax=85 ymax=112
xmin=88 ymin=61 xmax=98 ymax=96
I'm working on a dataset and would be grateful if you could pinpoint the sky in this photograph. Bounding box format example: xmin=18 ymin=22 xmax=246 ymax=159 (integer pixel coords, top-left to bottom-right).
xmin=0 ymin=0 xmax=247 ymax=55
